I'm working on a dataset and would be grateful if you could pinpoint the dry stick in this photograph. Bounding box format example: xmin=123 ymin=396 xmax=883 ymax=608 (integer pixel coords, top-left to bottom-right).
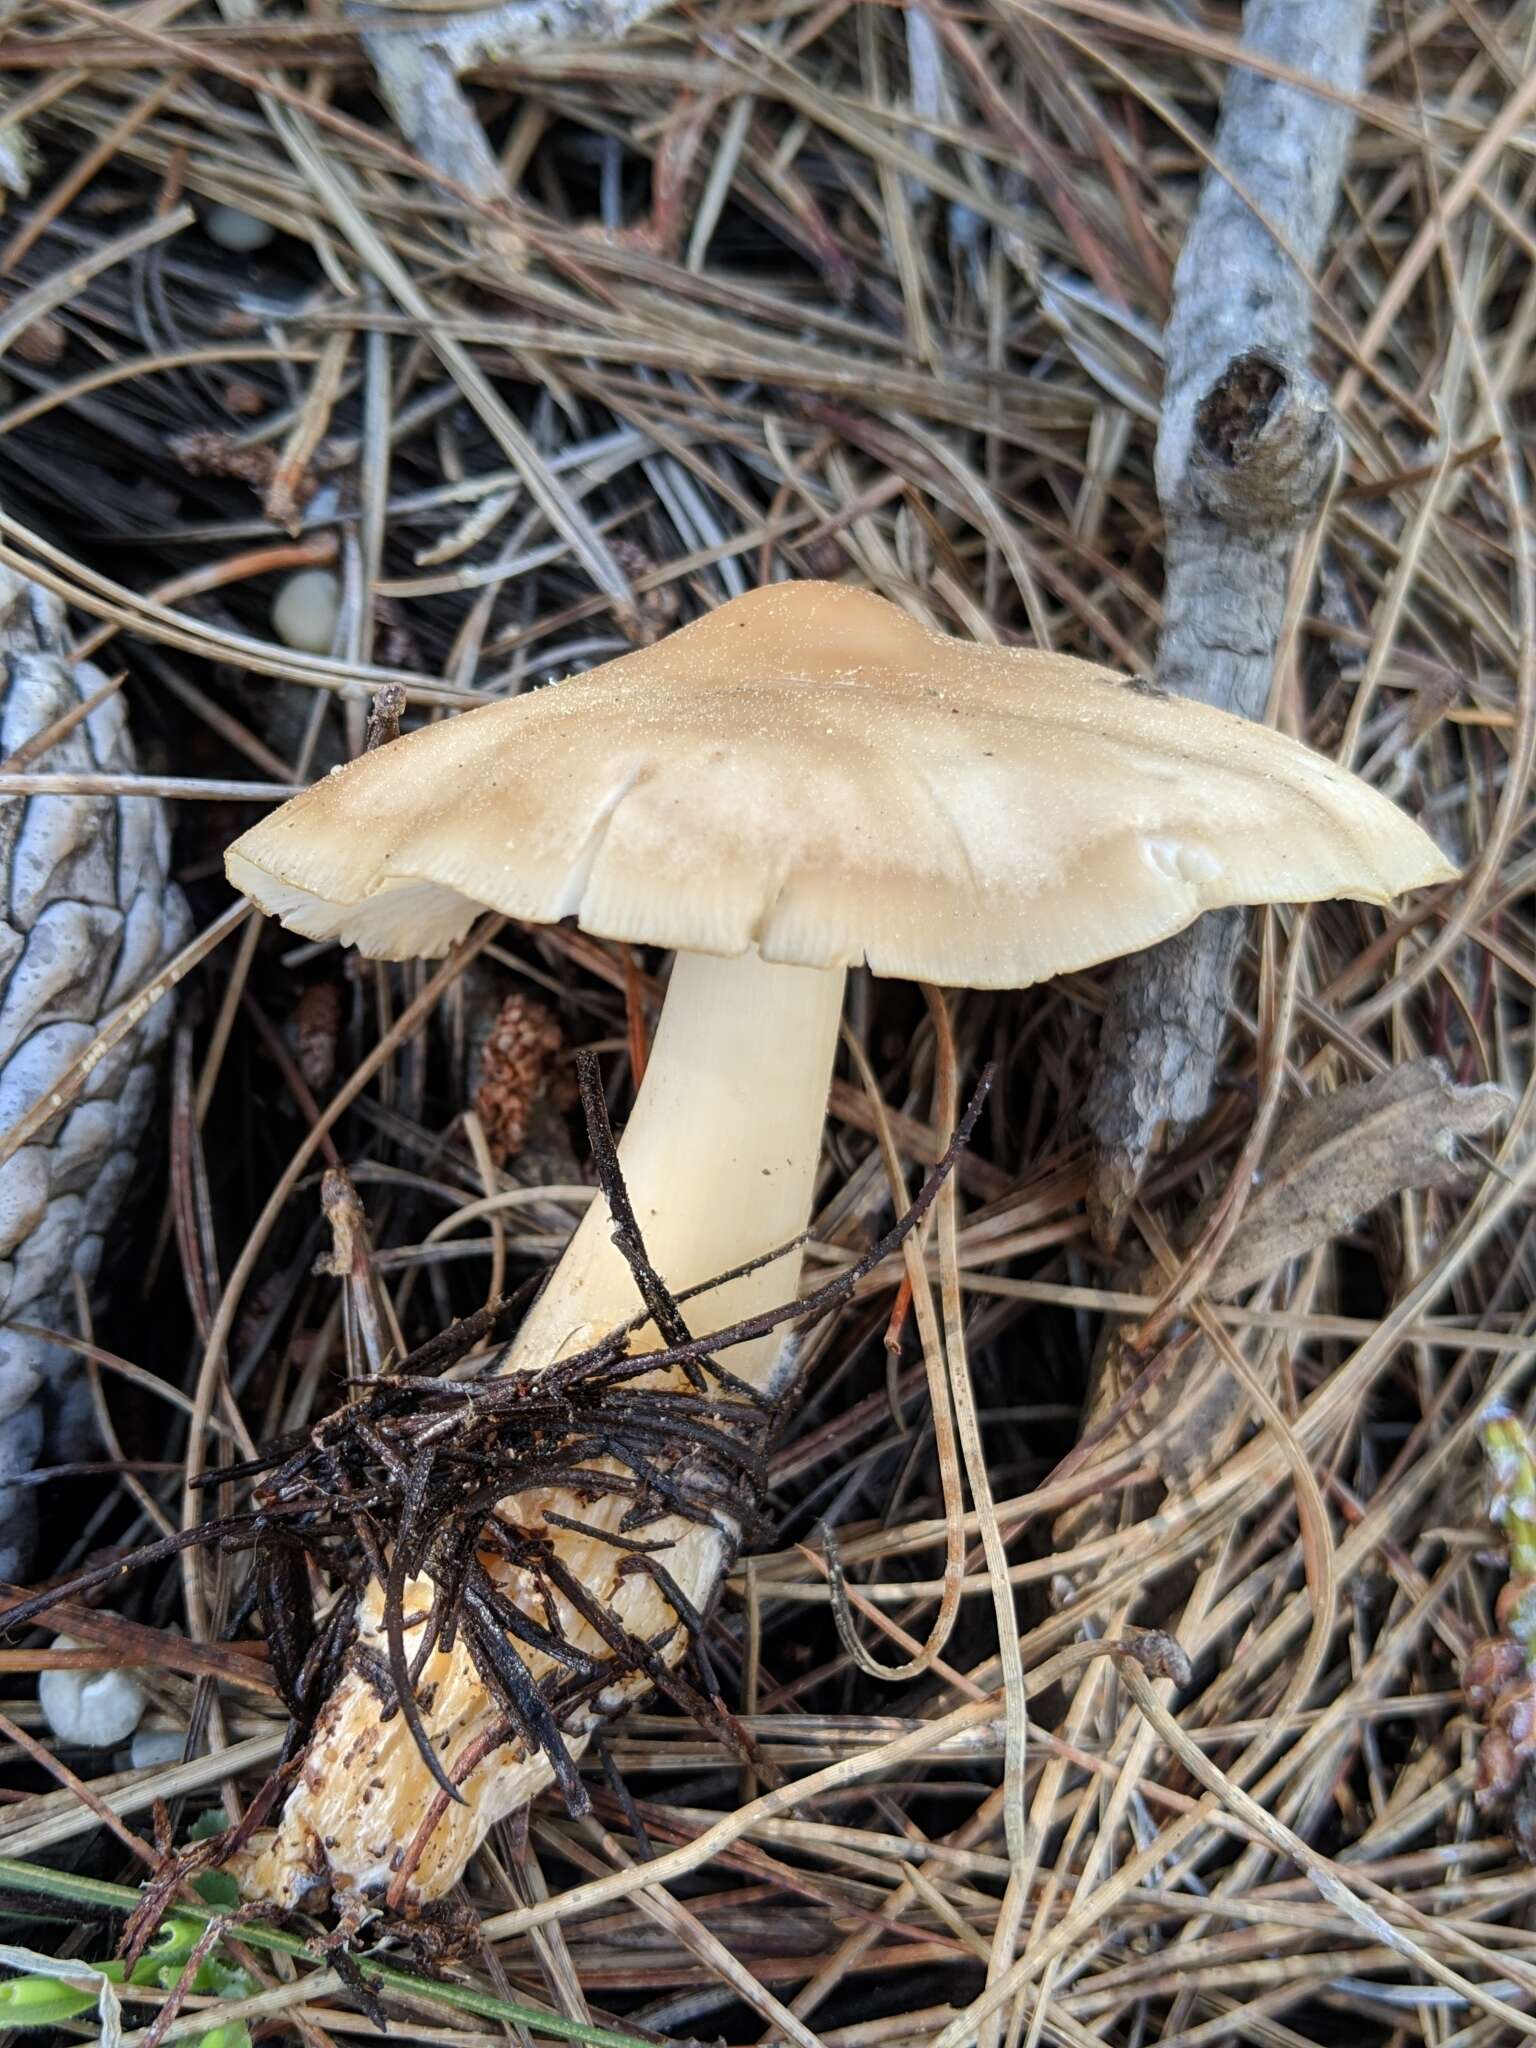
xmin=0 ymin=204 xmax=193 ymax=358
xmin=0 ymin=772 xmax=300 ymax=800
xmin=353 ymin=0 xmax=670 ymax=243
xmin=823 ymin=1026 xmax=966 ymax=1682
xmin=919 ymin=992 xmax=1029 ymax=2048
xmin=1083 ymin=0 xmax=1374 ymax=1250
xmin=0 ymin=346 xmax=319 ymax=441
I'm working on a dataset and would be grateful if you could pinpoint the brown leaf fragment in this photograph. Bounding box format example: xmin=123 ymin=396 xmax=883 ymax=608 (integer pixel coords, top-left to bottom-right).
xmin=1479 ymin=1679 xmax=1536 ymax=1807
xmin=1464 ymin=1635 xmax=1527 ymax=1709
xmin=1208 ymin=1059 xmax=1508 ymax=1298
xmin=294 ymin=981 xmax=343 ymax=1093
xmin=608 ymin=537 xmax=682 ymax=643
xmin=1083 ymin=0 xmax=1379 ymax=1248
xmin=170 ymin=429 xmax=282 ymax=492
xmin=1113 ymin=1628 xmax=1192 ymax=1686
xmin=1053 ymin=1060 xmax=1508 ymax=1581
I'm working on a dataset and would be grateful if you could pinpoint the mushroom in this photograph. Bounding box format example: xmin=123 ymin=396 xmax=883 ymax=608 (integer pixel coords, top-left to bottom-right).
xmin=224 ymin=581 xmax=1453 ymax=1907
xmin=38 ymin=1636 xmax=146 ymax=1748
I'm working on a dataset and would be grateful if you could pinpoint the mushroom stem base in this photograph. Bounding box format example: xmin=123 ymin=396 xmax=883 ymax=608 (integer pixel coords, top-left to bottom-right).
xmin=238 ymin=948 xmax=846 ymax=1909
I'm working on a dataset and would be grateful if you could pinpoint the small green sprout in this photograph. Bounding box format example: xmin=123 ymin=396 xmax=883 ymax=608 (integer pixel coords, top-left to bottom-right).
xmin=0 ymin=1815 xmax=253 ymax=2041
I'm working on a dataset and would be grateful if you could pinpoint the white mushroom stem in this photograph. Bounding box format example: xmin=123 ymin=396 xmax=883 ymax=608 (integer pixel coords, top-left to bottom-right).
xmin=507 ymin=948 xmax=848 ymax=1377
xmin=241 ymin=949 xmax=846 ymax=1907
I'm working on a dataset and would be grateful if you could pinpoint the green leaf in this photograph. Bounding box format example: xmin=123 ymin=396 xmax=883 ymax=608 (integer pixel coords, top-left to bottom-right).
xmin=192 ymin=1870 xmax=241 ymax=1911
xmin=205 ymin=1960 xmax=256 ymax=2000
xmin=194 ymin=2022 xmax=253 ymax=2048
xmin=0 ymin=1856 xmax=656 ymax=2048
xmin=0 ymin=1971 xmax=112 ymax=2028
xmin=148 ymin=1957 xmax=250 ymax=1998
xmin=127 ymin=1911 xmax=208 ymax=1984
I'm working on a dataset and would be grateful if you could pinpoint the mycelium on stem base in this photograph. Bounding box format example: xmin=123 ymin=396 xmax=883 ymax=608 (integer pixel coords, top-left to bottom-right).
xmin=239 ymin=949 xmax=846 ymax=1908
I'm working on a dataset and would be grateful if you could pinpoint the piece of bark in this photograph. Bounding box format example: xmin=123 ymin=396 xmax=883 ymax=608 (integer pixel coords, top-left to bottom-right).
xmin=1084 ymin=0 xmax=1375 ymax=1252
xmin=1055 ymin=1060 xmax=1508 ymax=1570
xmin=1207 ymin=1059 xmax=1508 ymax=1297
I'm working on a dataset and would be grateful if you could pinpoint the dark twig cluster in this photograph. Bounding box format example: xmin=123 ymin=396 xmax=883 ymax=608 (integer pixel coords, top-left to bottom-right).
xmin=232 ymin=1330 xmax=778 ymax=1817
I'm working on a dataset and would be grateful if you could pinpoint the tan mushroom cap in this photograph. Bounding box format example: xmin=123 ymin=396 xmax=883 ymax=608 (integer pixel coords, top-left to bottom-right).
xmin=227 ymin=582 xmax=1454 ymax=989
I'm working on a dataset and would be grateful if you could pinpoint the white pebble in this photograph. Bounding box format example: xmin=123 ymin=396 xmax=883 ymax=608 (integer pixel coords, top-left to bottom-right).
xmin=204 ymin=204 xmax=275 ymax=253
xmin=130 ymin=1726 xmax=189 ymax=1769
xmin=272 ymin=569 xmax=341 ymax=655
xmin=38 ymin=1636 xmax=146 ymax=1747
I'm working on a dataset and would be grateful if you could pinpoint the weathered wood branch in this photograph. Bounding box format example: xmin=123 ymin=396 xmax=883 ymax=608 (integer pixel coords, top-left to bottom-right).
xmin=1084 ymin=0 xmax=1375 ymax=1250
xmin=357 ymin=0 xmax=670 ymax=246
